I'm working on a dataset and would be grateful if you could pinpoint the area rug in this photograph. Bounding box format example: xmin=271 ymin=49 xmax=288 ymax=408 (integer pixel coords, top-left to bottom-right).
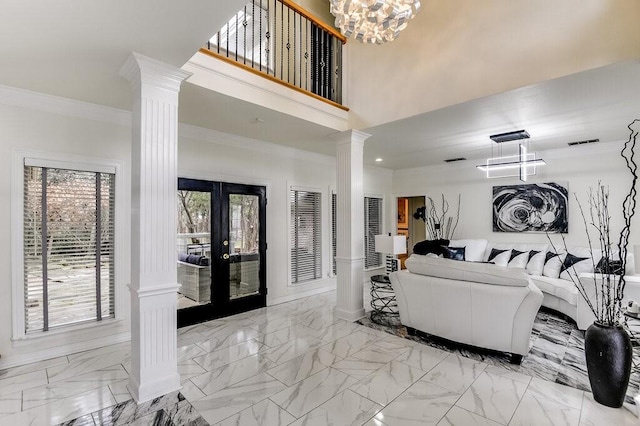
xmin=358 ymin=308 xmax=640 ymax=406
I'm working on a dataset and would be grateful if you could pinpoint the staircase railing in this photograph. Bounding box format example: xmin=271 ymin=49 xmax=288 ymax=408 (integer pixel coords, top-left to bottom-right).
xmin=201 ymin=0 xmax=347 ymax=109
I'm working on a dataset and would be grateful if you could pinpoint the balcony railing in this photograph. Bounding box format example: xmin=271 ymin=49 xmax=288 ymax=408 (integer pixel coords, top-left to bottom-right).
xmin=201 ymin=0 xmax=347 ymax=109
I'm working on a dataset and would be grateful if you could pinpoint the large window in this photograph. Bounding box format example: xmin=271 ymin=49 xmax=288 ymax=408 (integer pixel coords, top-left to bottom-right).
xmin=23 ymin=163 xmax=115 ymax=334
xmin=331 ymin=192 xmax=337 ymax=275
xmin=364 ymin=196 xmax=383 ymax=269
xmin=290 ymin=189 xmax=321 ymax=284
xmin=331 ymin=194 xmax=384 ymax=273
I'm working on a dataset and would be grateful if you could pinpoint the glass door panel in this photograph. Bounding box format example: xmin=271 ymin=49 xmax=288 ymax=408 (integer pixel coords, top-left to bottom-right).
xmin=176 ymin=190 xmax=211 ymax=308
xmin=228 ymin=194 xmax=260 ymax=300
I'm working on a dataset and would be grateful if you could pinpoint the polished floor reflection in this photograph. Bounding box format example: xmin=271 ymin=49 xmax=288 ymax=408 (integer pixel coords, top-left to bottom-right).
xmin=1 ymin=289 xmax=638 ymax=425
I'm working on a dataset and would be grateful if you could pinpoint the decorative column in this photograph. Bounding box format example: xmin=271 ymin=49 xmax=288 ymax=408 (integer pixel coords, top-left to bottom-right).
xmin=119 ymin=52 xmax=191 ymax=403
xmin=334 ymin=130 xmax=371 ymax=321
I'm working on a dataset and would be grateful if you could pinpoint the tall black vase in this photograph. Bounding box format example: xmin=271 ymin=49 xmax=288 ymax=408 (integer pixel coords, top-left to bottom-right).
xmin=584 ymin=321 xmax=633 ymax=408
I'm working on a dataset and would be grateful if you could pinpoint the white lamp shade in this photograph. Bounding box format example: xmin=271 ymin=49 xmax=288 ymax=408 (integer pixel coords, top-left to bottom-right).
xmin=375 ymin=234 xmax=407 ymax=255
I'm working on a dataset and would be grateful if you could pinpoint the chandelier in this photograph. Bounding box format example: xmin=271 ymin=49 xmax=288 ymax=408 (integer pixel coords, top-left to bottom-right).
xmin=330 ymin=0 xmax=421 ymax=44
xmin=475 ymin=130 xmax=546 ymax=182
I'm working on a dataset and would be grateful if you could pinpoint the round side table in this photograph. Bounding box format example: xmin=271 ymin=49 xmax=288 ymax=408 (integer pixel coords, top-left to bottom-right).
xmin=370 ymin=274 xmax=399 ymax=325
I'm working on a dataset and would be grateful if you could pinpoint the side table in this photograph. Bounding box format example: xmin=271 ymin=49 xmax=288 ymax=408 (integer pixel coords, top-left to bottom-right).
xmin=370 ymin=274 xmax=399 ymax=325
xmin=623 ymin=310 xmax=640 ymax=374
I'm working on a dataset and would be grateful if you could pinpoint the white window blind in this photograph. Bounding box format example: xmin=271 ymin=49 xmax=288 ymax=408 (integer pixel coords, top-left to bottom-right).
xmin=290 ymin=189 xmax=322 ymax=283
xmin=331 ymin=192 xmax=337 ymax=276
xmin=364 ymin=196 xmax=383 ymax=269
xmin=23 ymin=165 xmax=115 ymax=333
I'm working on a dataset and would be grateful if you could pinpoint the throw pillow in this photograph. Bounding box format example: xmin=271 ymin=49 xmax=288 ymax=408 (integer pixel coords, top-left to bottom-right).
xmin=542 ymin=251 xmax=564 ymax=278
xmin=507 ymin=249 xmax=529 ymax=269
xmin=487 ymin=248 xmax=511 ymax=267
xmin=595 ymin=257 xmax=623 ymax=275
xmin=413 ymin=239 xmax=450 ymax=256
xmin=448 ymin=239 xmax=489 ymax=262
xmin=560 ymin=252 xmax=593 ymax=281
xmin=526 ymin=250 xmax=546 ymax=276
xmin=443 ymin=246 xmax=465 ymax=261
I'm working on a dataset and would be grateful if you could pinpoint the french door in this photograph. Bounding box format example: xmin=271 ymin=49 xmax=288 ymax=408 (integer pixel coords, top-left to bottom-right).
xmin=176 ymin=178 xmax=266 ymax=327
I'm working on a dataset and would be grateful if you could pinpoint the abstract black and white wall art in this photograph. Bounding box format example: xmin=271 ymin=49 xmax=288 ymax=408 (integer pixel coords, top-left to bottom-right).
xmin=493 ymin=182 xmax=569 ymax=233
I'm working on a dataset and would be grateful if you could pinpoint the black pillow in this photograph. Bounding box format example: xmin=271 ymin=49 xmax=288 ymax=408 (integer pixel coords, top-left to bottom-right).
xmin=595 ymin=257 xmax=623 ymax=275
xmin=413 ymin=239 xmax=450 ymax=256
xmin=488 ymin=248 xmax=509 ymax=263
xmin=443 ymin=246 xmax=465 ymax=261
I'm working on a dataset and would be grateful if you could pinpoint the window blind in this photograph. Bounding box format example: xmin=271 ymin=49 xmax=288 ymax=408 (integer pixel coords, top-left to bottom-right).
xmin=23 ymin=166 xmax=115 ymax=333
xmin=290 ymin=189 xmax=322 ymax=283
xmin=331 ymin=192 xmax=337 ymax=276
xmin=364 ymin=196 xmax=383 ymax=269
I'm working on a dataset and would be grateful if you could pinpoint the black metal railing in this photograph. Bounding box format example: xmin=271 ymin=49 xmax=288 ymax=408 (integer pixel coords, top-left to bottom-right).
xmin=203 ymin=0 xmax=345 ymax=107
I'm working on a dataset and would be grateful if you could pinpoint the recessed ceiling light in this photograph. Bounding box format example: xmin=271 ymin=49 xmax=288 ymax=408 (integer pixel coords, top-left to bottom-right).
xmin=375 ymin=158 xmax=383 ymax=162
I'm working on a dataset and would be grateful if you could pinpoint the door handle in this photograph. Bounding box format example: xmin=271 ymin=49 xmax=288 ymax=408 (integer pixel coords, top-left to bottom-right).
xmin=222 ymin=253 xmax=230 ymax=260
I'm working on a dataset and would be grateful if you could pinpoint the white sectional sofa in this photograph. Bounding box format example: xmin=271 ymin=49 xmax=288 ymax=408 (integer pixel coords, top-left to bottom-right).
xmin=393 ymin=238 xmax=637 ymax=333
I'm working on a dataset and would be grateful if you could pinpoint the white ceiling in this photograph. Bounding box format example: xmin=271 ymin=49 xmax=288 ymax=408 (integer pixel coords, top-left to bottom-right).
xmin=361 ymin=61 xmax=640 ymax=169
xmin=1 ymin=1 xmax=638 ymax=171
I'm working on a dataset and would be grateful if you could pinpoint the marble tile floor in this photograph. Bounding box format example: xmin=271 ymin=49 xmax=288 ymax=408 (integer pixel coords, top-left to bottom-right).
xmin=358 ymin=308 xmax=640 ymax=408
xmin=0 ymin=290 xmax=639 ymax=425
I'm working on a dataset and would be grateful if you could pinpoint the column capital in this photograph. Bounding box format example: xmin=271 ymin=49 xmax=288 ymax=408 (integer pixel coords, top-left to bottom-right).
xmin=119 ymin=52 xmax=192 ymax=94
xmin=331 ymin=129 xmax=372 ymax=146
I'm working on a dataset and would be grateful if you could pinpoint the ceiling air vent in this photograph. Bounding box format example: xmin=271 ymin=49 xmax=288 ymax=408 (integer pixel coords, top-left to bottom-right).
xmin=568 ymin=138 xmax=600 ymax=146
xmin=444 ymin=157 xmax=467 ymax=163
xmin=489 ymin=130 xmax=530 ymax=143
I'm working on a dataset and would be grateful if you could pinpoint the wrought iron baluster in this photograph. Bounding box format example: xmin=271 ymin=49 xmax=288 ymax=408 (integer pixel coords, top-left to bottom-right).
xmin=292 ymin=11 xmax=296 ymax=86
xmin=280 ymin=1 xmax=283 ymax=81
xmin=243 ymin=5 xmax=247 ymax=65
xmin=273 ymin=0 xmax=276 ymax=76
xmin=236 ymin=13 xmax=240 ymax=61
xmin=226 ymin=21 xmax=229 ymax=57
xmin=305 ymin=20 xmax=309 ymax=91
xmin=251 ymin=1 xmax=255 ymax=68
xmin=286 ymin=7 xmax=290 ymax=83
xmin=259 ymin=0 xmax=263 ymax=71
xmin=217 ymin=31 xmax=220 ymax=54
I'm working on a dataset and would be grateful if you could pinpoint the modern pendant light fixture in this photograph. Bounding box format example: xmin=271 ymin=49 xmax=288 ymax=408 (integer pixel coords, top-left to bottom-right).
xmin=476 ymin=130 xmax=546 ymax=182
xmin=329 ymin=0 xmax=421 ymax=44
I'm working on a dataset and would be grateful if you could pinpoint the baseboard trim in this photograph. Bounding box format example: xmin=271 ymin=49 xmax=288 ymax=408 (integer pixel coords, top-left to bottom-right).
xmin=334 ymin=307 xmax=366 ymax=322
xmin=268 ymin=282 xmax=336 ymax=306
xmin=0 ymin=332 xmax=131 ymax=370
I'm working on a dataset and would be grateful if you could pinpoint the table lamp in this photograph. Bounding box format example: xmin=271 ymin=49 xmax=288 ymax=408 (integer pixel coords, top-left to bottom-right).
xmin=375 ymin=233 xmax=407 ymax=275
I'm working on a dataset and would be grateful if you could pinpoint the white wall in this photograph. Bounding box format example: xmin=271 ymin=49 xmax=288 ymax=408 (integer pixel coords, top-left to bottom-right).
xmin=393 ymin=141 xmax=640 ymax=249
xmin=0 ymin=86 xmax=392 ymax=367
xmin=177 ymin=125 xmax=393 ymax=304
xmin=346 ymin=0 xmax=640 ymax=128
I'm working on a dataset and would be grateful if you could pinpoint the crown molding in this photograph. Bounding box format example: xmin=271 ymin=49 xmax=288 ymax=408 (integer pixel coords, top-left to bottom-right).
xmin=179 ymin=123 xmax=337 ymax=166
xmin=0 ymin=84 xmax=131 ymax=126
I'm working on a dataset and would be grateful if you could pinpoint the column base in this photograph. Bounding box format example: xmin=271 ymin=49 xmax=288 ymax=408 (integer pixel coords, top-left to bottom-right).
xmin=334 ymin=306 xmax=366 ymax=322
xmin=129 ymin=283 xmax=180 ymax=404
xmin=127 ymin=372 xmax=181 ymax=404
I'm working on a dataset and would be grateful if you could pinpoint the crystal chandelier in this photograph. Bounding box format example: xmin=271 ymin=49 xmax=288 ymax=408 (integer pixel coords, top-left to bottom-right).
xmin=330 ymin=0 xmax=421 ymax=44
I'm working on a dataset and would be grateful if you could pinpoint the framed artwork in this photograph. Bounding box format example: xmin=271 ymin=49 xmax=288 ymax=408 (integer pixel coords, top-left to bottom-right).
xmin=493 ymin=182 xmax=568 ymax=233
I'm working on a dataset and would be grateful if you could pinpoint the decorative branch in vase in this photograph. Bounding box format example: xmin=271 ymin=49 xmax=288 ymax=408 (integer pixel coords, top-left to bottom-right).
xmin=413 ymin=194 xmax=461 ymax=240
xmin=547 ymin=118 xmax=638 ymax=408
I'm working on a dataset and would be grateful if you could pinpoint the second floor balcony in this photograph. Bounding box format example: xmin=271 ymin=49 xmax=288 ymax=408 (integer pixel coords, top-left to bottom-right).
xmin=200 ymin=0 xmax=346 ymax=110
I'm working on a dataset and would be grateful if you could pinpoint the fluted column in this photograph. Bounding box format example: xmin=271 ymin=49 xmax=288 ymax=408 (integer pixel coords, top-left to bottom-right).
xmin=119 ymin=52 xmax=191 ymax=403
xmin=334 ymin=130 xmax=371 ymax=321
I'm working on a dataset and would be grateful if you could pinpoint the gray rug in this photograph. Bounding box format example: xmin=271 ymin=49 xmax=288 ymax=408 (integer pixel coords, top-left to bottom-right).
xmin=358 ymin=308 xmax=640 ymax=405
